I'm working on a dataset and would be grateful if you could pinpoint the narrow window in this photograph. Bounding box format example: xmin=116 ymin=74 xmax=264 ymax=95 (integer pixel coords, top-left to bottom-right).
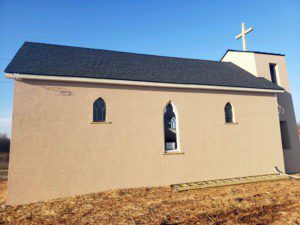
xmin=269 ymin=64 xmax=278 ymax=84
xmin=280 ymin=121 xmax=291 ymax=149
xmin=225 ymin=103 xmax=233 ymax=123
xmin=93 ymin=98 xmax=106 ymax=122
xmin=164 ymin=102 xmax=179 ymax=151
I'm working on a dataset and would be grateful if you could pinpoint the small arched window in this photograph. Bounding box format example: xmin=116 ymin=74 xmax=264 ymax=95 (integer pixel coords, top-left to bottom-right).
xmin=93 ymin=98 xmax=106 ymax=122
xmin=225 ymin=102 xmax=233 ymax=123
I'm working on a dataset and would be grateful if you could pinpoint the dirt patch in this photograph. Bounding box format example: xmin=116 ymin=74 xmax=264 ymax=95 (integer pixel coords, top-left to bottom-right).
xmin=0 ymin=178 xmax=299 ymax=224
xmin=0 ymin=152 xmax=8 ymax=204
xmin=0 ymin=181 xmax=7 ymax=202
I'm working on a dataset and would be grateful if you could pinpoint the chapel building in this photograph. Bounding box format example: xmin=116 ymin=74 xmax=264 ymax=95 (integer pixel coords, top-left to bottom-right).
xmin=5 ymin=42 xmax=300 ymax=205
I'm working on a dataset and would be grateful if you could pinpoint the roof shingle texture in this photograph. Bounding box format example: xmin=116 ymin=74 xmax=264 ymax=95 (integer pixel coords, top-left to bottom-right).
xmin=5 ymin=42 xmax=282 ymax=90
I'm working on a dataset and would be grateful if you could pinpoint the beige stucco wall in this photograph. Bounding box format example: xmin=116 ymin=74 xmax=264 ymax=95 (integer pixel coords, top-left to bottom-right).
xmin=254 ymin=54 xmax=300 ymax=173
xmin=222 ymin=52 xmax=290 ymax=90
xmin=222 ymin=51 xmax=300 ymax=173
xmin=253 ymin=54 xmax=290 ymax=92
xmin=7 ymin=79 xmax=285 ymax=205
xmin=222 ymin=52 xmax=258 ymax=75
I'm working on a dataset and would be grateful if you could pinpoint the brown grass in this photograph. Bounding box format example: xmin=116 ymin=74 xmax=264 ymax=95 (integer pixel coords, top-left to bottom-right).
xmin=0 ymin=178 xmax=299 ymax=224
xmin=0 ymin=152 xmax=299 ymax=224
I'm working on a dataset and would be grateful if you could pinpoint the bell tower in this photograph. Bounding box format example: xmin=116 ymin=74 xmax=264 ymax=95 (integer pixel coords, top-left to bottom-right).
xmin=221 ymin=50 xmax=300 ymax=173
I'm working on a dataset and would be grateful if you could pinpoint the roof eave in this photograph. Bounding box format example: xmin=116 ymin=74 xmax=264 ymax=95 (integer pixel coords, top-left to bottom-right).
xmin=5 ymin=73 xmax=284 ymax=94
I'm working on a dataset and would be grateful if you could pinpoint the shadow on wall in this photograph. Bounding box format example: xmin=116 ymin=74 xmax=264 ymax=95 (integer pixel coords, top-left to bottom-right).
xmin=41 ymin=86 xmax=73 ymax=96
xmin=0 ymin=133 xmax=10 ymax=153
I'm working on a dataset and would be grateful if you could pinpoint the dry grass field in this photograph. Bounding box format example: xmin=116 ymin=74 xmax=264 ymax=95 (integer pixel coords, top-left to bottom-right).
xmin=0 ymin=179 xmax=299 ymax=224
xmin=0 ymin=152 xmax=299 ymax=224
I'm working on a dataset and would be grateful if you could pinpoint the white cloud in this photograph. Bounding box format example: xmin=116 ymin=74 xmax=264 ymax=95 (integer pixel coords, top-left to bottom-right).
xmin=0 ymin=117 xmax=12 ymax=124
xmin=0 ymin=116 xmax=12 ymax=136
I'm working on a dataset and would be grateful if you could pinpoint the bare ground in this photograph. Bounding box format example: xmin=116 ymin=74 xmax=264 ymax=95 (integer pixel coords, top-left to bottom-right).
xmin=0 ymin=152 xmax=299 ymax=224
xmin=0 ymin=178 xmax=299 ymax=224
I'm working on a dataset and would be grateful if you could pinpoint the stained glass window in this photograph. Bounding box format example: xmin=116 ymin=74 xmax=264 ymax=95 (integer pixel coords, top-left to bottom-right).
xmin=93 ymin=98 xmax=106 ymax=122
xmin=225 ymin=103 xmax=233 ymax=123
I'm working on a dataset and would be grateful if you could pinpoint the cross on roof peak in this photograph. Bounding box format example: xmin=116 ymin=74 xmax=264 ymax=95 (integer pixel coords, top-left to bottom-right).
xmin=235 ymin=22 xmax=253 ymax=51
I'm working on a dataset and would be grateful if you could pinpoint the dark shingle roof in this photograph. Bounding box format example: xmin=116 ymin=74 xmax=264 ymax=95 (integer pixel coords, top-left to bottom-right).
xmin=5 ymin=42 xmax=282 ymax=91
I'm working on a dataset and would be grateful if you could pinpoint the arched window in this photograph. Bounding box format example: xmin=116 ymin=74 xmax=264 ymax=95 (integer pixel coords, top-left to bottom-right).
xmin=164 ymin=102 xmax=179 ymax=151
xmin=225 ymin=102 xmax=233 ymax=123
xmin=93 ymin=98 xmax=106 ymax=122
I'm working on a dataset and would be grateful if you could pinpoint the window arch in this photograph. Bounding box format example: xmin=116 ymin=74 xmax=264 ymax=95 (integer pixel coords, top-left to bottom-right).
xmin=93 ymin=98 xmax=106 ymax=122
xmin=225 ymin=102 xmax=233 ymax=123
xmin=164 ymin=102 xmax=179 ymax=151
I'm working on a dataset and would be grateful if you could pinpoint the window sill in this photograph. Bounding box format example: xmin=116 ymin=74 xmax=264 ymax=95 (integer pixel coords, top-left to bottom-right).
xmin=90 ymin=122 xmax=112 ymax=124
xmin=163 ymin=151 xmax=184 ymax=155
xmin=225 ymin=122 xmax=239 ymax=125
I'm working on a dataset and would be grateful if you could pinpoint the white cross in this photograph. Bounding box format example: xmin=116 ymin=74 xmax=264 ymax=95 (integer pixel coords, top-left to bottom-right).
xmin=235 ymin=22 xmax=253 ymax=51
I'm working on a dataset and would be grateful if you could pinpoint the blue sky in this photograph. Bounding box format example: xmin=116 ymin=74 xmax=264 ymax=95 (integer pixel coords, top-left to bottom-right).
xmin=0 ymin=0 xmax=299 ymax=136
